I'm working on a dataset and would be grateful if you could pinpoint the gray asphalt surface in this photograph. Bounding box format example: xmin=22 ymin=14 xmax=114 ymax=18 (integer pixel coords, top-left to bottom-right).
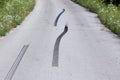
xmin=0 ymin=0 xmax=120 ymax=80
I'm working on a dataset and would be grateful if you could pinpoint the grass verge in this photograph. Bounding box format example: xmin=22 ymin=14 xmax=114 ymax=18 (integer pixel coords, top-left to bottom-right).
xmin=72 ymin=0 xmax=120 ymax=36
xmin=0 ymin=0 xmax=35 ymax=36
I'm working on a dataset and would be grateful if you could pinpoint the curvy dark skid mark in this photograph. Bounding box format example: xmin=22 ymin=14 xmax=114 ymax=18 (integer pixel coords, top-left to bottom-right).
xmin=54 ymin=9 xmax=65 ymax=26
xmin=4 ymin=45 xmax=29 ymax=80
xmin=52 ymin=25 xmax=68 ymax=67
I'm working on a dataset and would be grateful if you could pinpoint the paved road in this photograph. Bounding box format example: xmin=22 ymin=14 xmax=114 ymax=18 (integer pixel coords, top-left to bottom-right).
xmin=0 ymin=0 xmax=120 ymax=80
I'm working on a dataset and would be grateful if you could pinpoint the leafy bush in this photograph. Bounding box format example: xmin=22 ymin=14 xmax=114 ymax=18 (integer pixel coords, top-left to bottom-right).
xmin=72 ymin=0 xmax=120 ymax=36
xmin=0 ymin=0 xmax=35 ymax=36
xmin=103 ymin=0 xmax=120 ymax=6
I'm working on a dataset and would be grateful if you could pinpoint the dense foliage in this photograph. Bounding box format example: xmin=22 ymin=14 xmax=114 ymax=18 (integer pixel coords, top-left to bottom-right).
xmin=103 ymin=0 xmax=120 ymax=6
xmin=0 ymin=0 xmax=35 ymax=36
xmin=0 ymin=0 xmax=8 ymax=8
xmin=72 ymin=0 xmax=120 ymax=36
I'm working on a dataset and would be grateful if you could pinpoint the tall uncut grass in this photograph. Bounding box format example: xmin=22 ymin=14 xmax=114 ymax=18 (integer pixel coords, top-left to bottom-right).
xmin=0 ymin=0 xmax=35 ymax=36
xmin=72 ymin=0 xmax=120 ymax=36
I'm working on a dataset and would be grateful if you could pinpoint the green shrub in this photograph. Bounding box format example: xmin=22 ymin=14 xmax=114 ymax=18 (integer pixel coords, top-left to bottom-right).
xmin=0 ymin=0 xmax=35 ymax=36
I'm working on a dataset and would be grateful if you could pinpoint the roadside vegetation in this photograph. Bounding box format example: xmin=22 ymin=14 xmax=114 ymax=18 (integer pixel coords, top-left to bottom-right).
xmin=72 ymin=0 xmax=120 ymax=36
xmin=0 ymin=0 xmax=35 ymax=36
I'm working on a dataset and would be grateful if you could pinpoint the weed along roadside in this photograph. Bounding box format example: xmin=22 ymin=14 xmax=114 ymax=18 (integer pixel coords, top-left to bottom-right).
xmin=72 ymin=0 xmax=120 ymax=36
xmin=0 ymin=0 xmax=35 ymax=36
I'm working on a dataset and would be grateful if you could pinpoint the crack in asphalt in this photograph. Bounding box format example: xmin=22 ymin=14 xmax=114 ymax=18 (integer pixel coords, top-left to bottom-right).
xmin=54 ymin=9 xmax=65 ymax=26
xmin=4 ymin=45 xmax=29 ymax=80
xmin=52 ymin=25 xmax=68 ymax=67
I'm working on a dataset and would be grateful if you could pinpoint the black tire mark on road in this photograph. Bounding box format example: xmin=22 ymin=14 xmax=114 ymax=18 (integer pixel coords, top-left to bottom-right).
xmin=54 ymin=9 xmax=65 ymax=26
xmin=4 ymin=45 xmax=29 ymax=80
xmin=52 ymin=25 xmax=68 ymax=67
